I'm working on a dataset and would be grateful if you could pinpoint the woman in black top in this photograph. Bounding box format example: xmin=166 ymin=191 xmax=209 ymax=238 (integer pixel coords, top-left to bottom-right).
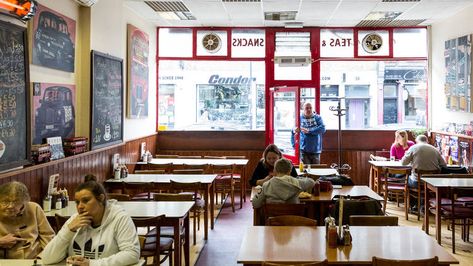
xmin=249 ymin=144 xmax=298 ymax=187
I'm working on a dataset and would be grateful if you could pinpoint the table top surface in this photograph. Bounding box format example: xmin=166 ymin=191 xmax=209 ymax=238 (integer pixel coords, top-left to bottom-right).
xmin=0 ymin=259 xmax=145 ymax=266
xmin=421 ymin=177 xmax=473 ymax=188
xmin=44 ymin=201 xmax=194 ymax=218
xmin=251 ymin=185 xmax=383 ymax=202
xmin=105 ymin=174 xmax=217 ymax=184
xmin=237 ymin=226 xmax=458 ymax=264
xmin=368 ymin=160 xmax=408 ymax=167
xmin=296 ymin=168 xmax=339 ymax=176
xmin=149 ymin=158 xmax=248 ymax=166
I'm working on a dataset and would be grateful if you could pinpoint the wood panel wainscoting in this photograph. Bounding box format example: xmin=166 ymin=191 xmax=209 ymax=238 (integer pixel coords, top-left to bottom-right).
xmin=0 ymin=133 xmax=157 ymax=203
xmin=156 ymin=130 xmax=396 ymax=189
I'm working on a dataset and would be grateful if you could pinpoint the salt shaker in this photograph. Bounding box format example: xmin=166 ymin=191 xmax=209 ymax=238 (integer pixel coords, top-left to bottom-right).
xmin=43 ymin=195 xmax=51 ymax=212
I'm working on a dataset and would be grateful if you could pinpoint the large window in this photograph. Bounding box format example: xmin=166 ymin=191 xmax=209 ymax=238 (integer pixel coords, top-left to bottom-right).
xmin=319 ymin=61 xmax=427 ymax=130
xmin=158 ymin=61 xmax=265 ymax=130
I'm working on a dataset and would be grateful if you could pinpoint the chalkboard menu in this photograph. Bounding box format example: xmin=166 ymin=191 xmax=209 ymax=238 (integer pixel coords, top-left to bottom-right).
xmin=90 ymin=50 xmax=123 ymax=150
xmin=0 ymin=20 xmax=31 ymax=171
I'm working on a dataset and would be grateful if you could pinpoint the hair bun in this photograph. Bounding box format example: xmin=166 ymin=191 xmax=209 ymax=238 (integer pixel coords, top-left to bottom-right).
xmin=84 ymin=174 xmax=97 ymax=182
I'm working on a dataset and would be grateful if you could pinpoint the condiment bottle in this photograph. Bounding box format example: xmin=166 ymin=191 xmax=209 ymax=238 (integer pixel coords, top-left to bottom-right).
xmin=43 ymin=195 xmax=51 ymax=212
xmin=114 ymin=167 xmax=121 ymax=180
xmin=328 ymin=223 xmax=338 ymax=248
xmin=55 ymin=197 xmax=62 ymax=210
xmin=324 ymin=216 xmax=335 ymax=239
xmin=299 ymin=161 xmax=304 ymax=172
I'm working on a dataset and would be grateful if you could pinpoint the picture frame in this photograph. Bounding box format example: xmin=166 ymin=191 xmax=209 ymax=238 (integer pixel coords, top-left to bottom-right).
xmin=90 ymin=50 xmax=124 ymax=150
xmin=126 ymin=24 xmax=149 ymax=119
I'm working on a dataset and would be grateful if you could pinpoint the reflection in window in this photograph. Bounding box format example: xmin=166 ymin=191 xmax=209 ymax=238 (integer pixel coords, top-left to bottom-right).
xmin=158 ymin=60 xmax=265 ymax=130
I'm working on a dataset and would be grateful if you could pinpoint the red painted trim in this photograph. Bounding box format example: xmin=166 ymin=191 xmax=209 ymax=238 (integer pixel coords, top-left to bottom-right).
xmin=156 ymin=27 xmax=160 ymax=131
xmin=265 ymin=30 xmax=275 ymax=145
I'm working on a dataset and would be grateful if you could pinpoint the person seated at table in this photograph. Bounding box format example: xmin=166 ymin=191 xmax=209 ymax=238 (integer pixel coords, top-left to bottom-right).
xmin=0 ymin=181 xmax=55 ymax=259
xmin=42 ymin=174 xmax=140 ymax=266
xmin=390 ymin=130 xmax=414 ymax=160
xmin=252 ymin=158 xmax=315 ymax=208
xmin=249 ymin=144 xmax=298 ymax=187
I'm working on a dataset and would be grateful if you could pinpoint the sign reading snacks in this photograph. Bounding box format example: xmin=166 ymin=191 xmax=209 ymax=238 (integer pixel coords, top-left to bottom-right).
xmin=231 ymin=29 xmax=265 ymax=58
xmin=90 ymin=50 xmax=123 ymax=150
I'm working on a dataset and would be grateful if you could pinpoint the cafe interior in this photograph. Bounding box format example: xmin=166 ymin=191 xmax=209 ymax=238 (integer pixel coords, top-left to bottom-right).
xmin=1 ymin=0 xmax=473 ymax=265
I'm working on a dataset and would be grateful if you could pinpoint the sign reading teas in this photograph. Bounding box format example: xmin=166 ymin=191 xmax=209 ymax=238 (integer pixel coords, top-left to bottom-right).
xmin=320 ymin=29 xmax=354 ymax=58
xmin=231 ymin=29 xmax=265 ymax=58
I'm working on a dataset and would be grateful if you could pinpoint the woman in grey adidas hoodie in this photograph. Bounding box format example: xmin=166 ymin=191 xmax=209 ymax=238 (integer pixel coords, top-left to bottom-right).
xmin=252 ymin=158 xmax=315 ymax=209
xmin=42 ymin=175 xmax=140 ymax=266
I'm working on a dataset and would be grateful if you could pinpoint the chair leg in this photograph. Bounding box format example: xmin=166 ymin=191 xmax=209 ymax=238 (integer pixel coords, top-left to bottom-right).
xmin=231 ymin=183 xmax=235 ymax=213
xmin=417 ymin=190 xmax=421 ymax=221
xmin=193 ymin=211 xmax=197 ymax=245
xmin=405 ymin=190 xmax=410 ymax=220
xmin=452 ymin=219 xmax=456 ymax=254
xmin=383 ymin=189 xmax=388 ymax=214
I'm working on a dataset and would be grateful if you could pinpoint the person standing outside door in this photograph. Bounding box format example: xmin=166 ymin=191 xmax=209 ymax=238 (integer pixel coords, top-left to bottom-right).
xmin=294 ymin=102 xmax=326 ymax=164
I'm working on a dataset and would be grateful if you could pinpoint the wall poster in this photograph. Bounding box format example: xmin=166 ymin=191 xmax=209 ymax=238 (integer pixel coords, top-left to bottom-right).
xmin=126 ymin=24 xmax=149 ymax=119
xmin=32 ymin=3 xmax=76 ymax=72
xmin=444 ymin=34 xmax=472 ymax=112
xmin=0 ymin=20 xmax=30 ymax=171
xmin=90 ymin=50 xmax=123 ymax=150
xmin=32 ymin=82 xmax=75 ymax=144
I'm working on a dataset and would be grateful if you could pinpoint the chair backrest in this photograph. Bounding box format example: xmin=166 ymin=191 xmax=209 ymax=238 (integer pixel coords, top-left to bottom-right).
xmin=155 ymin=154 xmax=179 ymax=158
xmin=372 ymin=256 xmax=438 ymax=266
xmin=54 ymin=213 xmax=69 ymax=232
xmin=107 ymin=193 xmax=131 ymax=201
xmin=225 ymin=155 xmax=246 ymax=159
xmin=266 ymin=215 xmax=317 ymax=226
xmin=384 ymin=167 xmax=411 ymax=176
xmin=263 ymin=203 xmax=307 ymax=219
xmin=131 ymin=215 xmax=165 ymax=252
xmin=169 ymin=180 xmax=201 ymax=195
xmin=146 ymin=163 xmax=173 ymax=173
xmin=262 ymin=260 xmax=328 ymax=266
xmin=134 ymin=169 xmax=166 ymax=175
xmin=203 ymin=155 xmax=226 ymax=159
xmin=349 ymin=215 xmax=398 ymax=226
xmin=124 ymin=182 xmax=154 ymax=199
xmin=212 ymin=164 xmax=235 ymax=175
xmin=332 ymin=197 xmax=384 ymax=225
xmin=153 ymin=193 xmax=193 ymax=202
xmin=178 ymin=155 xmax=202 ymax=159
xmin=172 ymin=169 xmax=205 ymax=175
xmin=305 ymin=164 xmax=328 ymax=169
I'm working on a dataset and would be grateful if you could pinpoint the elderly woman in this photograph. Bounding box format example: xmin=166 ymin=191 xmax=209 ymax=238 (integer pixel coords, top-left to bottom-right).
xmin=249 ymin=144 xmax=298 ymax=187
xmin=390 ymin=130 xmax=415 ymax=160
xmin=0 ymin=181 xmax=55 ymax=259
xmin=42 ymin=175 xmax=140 ymax=266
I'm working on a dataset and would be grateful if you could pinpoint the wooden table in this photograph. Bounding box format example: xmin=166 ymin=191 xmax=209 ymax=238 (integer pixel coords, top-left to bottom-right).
xmin=237 ymin=226 xmax=458 ymax=265
xmin=105 ymin=174 xmax=216 ymax=240
xmin=0 ymin=259 xmax=145 ymax=266
xmin=149 ymin=158 xmax=249 ymax=208
xmin=296 ymin=168 xmax=338 ymax=177
xmin=368 ymin=160 xmax=409 ymax=193
xmin=45 ymin=201 xmax=193 ymax=266
xmin=251 ymin=186 xmax=383 ymax=225
xmin=422 ymin=177 xmax=473 ymax=244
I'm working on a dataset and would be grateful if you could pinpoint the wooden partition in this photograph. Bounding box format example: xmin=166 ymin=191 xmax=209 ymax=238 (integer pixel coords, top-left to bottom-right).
xmin=0 ymin=133 xmax=157 ymax=203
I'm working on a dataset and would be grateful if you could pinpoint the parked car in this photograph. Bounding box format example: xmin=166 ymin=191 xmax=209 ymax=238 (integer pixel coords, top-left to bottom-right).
xmin=34 ymin=11 xmax=74 ymax=70
xmin=34 ymin=86 xmax=75 ymax=144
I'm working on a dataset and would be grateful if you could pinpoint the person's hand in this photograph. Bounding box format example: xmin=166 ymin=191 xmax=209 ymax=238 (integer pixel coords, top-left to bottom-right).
xmin=68 ymin=211 xmax=93 ymax=232
xmin=300 ymin=127 xmax=309 ymax=134
xmin=0 ymin=233 xmax=26 ymax=248
xmin=294 ymin=127 xmax=300 ymax=134
xmin=66 ymin=255 xmax=90 ymax=266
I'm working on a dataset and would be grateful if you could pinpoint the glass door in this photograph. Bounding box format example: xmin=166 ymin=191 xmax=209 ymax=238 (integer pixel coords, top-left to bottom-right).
xmin=269 ymin=86 xmax=300 ymax=163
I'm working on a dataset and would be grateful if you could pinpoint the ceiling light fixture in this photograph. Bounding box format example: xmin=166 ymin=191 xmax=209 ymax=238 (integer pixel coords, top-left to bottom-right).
xmin=364 ymin=11 xmax=402 ymax=20
xmin=284 ymin=22 xmax=303 ymax=28
xmin=0 ymin=0 xmax=36 ymax=21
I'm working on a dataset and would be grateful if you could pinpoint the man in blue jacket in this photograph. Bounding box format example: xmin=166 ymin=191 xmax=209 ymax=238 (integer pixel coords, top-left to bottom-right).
xmin=294 ymin=102 xmax=326 ymax=164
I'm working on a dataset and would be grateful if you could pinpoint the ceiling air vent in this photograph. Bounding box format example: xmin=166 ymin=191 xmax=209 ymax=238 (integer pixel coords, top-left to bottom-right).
xmin=222 ymin=0 xmax=261 ymax=2
xmin=144 ymin=1 xmax=189 ymax=12
xmin=264 ymin=11 xmax=297 ymax=21
xmin=382 ymin=0 xmax=420 ymax=2
xmin=388 ymin=19 xmax=426 ymax=26
xmin=356 ymin=20 xmax=392 ymax=27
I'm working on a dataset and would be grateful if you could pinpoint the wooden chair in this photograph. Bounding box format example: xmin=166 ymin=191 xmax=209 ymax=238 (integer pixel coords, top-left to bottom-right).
xmin=146 ymin=163 xmax=173 ymax=174
xmin=203 ymin=155 xmax=226 ymax=159
xmin=266 ymin=215 xmax=317 ymax=226
xmin=132 ymin=215 xmax=173 ymax=266
xmin=212 ymin=164 xmax=236 ymax=212
xmin=169 ymin=181 xmax=205 ymax=245
xmin=262 ymin=260 xmax=328 ymax=266
xmin=172 ymin=163 xmax=209 ymax=174
xmin=372 ymin=256 xmax=438 ymax=266
xmin=263 ymin=204 xmax=307 ymax=225
xmin=107 ymin=193 xmax=131 ymax=201
xmin=153 ymin=193 xmax=193 ymax=264
xmin=225 ymin=155 xmax=246 ymax=159
xmin=410 ymin=169 xmax=440 ymax=221
xmin=349 ymin=215 xmax=398 ymax=226
xmin=124 ymin=182 xmax=155 ymax=201
xmin=178 ymin=155 xmax=201 ymax=159
xmin=155 ymin=154 xmax=179 ymax=158
xmin=382 ymin=167 xmax=410 ymax=220
xmin=134 ymin=169 xmax=166 ymax=175
xmin=172 ymin=169 xmax=205 ymax=175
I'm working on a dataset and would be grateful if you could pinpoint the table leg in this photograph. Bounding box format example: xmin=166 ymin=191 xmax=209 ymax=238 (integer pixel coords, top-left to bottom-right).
xmin=210 ymin=181 xmax=215 ymax=230
xmin=172 ymin=218 xmax=181 ymax=266
xmin=424 ymin=182 xmax=430 ymax=234
xmin=204 ymin=185 xmax=209 ymax=240
xmin=435 ymin=187 xmax=441 ymax=244
xmin=369 ymin=165 xmax=374 ymax=189
xmin=184 ymin=214 xmax=190 ymax=266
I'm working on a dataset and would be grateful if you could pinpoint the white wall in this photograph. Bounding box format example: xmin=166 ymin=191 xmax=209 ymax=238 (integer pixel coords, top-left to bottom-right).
xmin=430 ymin=5 xmax=473 ymax=130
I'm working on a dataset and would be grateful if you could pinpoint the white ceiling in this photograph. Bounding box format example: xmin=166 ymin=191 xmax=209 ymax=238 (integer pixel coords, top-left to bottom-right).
xmin=123 ymin=0 xmax=473 ymax=27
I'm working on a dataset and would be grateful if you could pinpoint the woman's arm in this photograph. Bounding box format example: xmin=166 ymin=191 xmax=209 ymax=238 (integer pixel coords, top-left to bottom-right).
xmin=249 ymin=161 xmax=269 ymax=187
